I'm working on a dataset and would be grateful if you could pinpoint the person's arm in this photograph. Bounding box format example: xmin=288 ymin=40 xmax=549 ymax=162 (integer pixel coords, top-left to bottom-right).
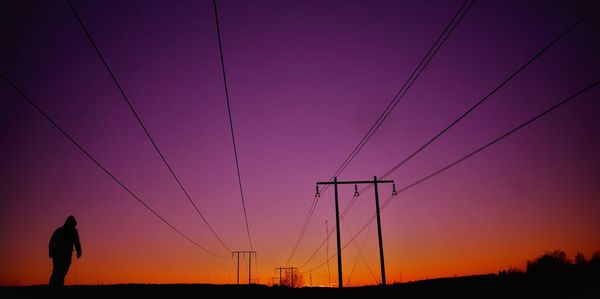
xmin=49 ymin=230 xmax=56 ymax=258
xmin=74 ymin=229 xmax=82 ymax=258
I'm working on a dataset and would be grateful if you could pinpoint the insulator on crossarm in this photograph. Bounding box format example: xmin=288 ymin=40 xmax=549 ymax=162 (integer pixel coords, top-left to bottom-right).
xmin=392 ymin=183 xmax=398 ymax=196
xmin=354 ymin=184 xmax=360 ymax=197
xmin=315 ymin=185 xmax=320 ymax=198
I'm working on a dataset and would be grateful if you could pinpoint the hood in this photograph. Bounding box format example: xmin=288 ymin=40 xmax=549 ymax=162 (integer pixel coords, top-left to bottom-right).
xmin=64 ymin=215 xmax=77 ymax=228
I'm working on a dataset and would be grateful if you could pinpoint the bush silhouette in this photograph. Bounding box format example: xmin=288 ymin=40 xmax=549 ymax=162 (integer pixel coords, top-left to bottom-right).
xmin=590 ymin=251 xmax=600 ymax=265
xmin=526 ymin=250 xmax=572 ymax=277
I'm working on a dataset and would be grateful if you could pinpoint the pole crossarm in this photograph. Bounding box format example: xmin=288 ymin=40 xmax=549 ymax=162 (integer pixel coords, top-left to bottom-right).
xmin=317 ymin=180 xmax=394 ymax=185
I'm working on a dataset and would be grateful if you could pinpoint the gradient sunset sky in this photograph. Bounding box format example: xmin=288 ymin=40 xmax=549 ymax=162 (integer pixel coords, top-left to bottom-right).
xmin=1 ymin=0 xmax=599 ymax=286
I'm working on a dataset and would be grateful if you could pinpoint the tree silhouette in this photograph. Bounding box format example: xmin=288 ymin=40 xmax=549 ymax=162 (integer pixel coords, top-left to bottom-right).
xmin=574 ymin=252 xmax=587 ymax=266
xmin=281 ymin=269 xmax=304 ymax=288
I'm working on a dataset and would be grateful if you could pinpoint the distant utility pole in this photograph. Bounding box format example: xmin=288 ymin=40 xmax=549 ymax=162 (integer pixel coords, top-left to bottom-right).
xmin=316 ymin=176 xmax=395 ymax=288
xmin=233 ymin=251 xmax=256 ymax=285
xmin=275 ymin=267 xmax=298 ymax=287
xmin=275 ymin=267 xmax=283 ymax=286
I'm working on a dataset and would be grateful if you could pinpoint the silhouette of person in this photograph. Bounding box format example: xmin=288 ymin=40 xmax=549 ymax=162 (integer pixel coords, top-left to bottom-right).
xmin=49 ymin=215 xmax=82 ymax=291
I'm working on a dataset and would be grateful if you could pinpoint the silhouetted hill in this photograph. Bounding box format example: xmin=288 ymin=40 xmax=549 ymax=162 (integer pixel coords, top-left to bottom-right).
xmin=2 ymin=274 xmax=598 ymax=299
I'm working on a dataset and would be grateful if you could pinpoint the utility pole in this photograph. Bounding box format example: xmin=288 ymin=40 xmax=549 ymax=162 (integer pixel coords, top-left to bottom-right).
xmin=326 ymin=220 xmax=331 ymax=287
xmin=373 ymin=176 xmax=387 ymax=286
xmin=335 ymin=177 xmax=343 ymax=288
xmin=232 ymin=251 xmax=256 ymax=285
xmin=275 ymin=267 xmax=283 ymax=286
xmin=316 ymin=177 xmax=395 ymax=287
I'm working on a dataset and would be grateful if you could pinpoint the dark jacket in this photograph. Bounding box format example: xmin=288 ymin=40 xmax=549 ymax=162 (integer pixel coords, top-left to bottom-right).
xmin=49 ymin=216 xmax=82 ymax=259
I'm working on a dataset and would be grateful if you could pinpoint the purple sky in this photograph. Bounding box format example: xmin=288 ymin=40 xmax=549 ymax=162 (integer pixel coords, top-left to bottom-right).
xmin=1 ymin=0 xmax=599 ymax=285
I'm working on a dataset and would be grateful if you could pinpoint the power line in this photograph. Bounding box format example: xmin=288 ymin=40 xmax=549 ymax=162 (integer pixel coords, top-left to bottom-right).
xmin=65 ymin=0 xmax=232 ymax=253
xmin=285 ymin=0 xmax=475 ymax=267
xmin=0 ymin=72 xmax=228 ymax=258
xmin=325 ymin=0 xmax=476 ymax=186
xmin=379 ymin=1 xmax=600 ymax=180
xmin=343 ymin=0 xmax=600 ymax=216
xmin=385 ymin=79 xmax=600 ymax=205
xmin=297 ymin=195 xmax=382 ymax=284
xmin=342 ymin=215 xmax=379 ymax=285
xmin=212 ymin=0 xmax=253 ymax=250
xmin=299 ymin=225 xmax=333 ymax=269
xmin=300 ymin=194 xmax=394 ymax=272
xmin=284 ymin=195 xmax=319 ymax=266
xmin=347 ymin=79 xmax=600 ymax=265
xmin=292 ymin=0 xmax=598 ymax=270
xmin=304 ymin=79 xmax=600 ymax=272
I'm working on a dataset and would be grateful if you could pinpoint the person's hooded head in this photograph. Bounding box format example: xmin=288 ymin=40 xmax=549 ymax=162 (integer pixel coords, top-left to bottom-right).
xmin=64 ymin=215 xmax=77 ymax=229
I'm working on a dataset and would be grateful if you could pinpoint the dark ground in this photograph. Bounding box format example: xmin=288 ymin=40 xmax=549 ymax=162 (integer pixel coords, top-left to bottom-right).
xmin=2 ymin=273 xmax=599 ymax=299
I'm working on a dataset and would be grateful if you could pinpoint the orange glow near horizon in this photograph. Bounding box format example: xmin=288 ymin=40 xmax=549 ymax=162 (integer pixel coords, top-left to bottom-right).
xmin=3 ymin=197 xmax=599 ymax=286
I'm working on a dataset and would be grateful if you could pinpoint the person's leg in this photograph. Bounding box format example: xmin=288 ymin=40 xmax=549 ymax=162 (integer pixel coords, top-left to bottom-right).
xmin=49 ymin=256 xmax=71 ymax=288
xmin=56 ymin=257 xmax=71 ymax=287
xmin=49 ymin=257 xmax=59 ymax=287
xmin=48 ymin=257 xmax=61 ymax=298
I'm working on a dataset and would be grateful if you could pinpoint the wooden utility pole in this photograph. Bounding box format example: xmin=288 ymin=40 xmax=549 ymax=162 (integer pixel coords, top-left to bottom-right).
xmin=316 ymin=177 xmax=395 ymax=287
xmin=326 ymin=220 xmax=331 ymax=287
xmin=373 ymin=176 xmax=387 ymax=286
xmin=233 ymin=251 xmax=256 ymax=285
xmin=275 ymin=267 xmax=283 ymax=286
